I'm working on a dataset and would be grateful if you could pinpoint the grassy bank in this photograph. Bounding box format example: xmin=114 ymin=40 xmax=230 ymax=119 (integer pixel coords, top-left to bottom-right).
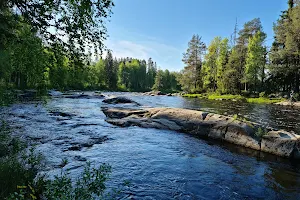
xmin=182 ymin=93 xmax=284 ymax=104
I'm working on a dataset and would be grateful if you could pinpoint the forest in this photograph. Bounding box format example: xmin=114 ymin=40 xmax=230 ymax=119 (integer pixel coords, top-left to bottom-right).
xmin=1 ymin=0 xmax=300 ymax=98
xmin=180 ymin=0 xmax=300 ymax=98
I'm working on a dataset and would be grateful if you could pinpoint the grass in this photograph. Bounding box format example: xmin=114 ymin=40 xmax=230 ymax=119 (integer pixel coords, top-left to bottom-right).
xmin=246 ymin=97 xmax=284 ymax=104
xmin=182 ymin=93 xmax=284 ymax=104
xmin=182 ymin=94 xmax=205 ymax=98
xmin=207 ymin=94 xmax=245 ymax=101
xmin=255 ymin=127 xmax=268 ymax=138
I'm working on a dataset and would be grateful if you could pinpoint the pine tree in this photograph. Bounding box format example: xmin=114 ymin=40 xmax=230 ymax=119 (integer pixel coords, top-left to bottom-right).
xmin=104 ymin=50 xmax=114 ymax=89
xmin=152 ymin=69 xmax=163 ymax=91
xmin=216 ymin=38 xmax=230 ymax=93
xmin=180 ymin=34 xmax=206 ymax=92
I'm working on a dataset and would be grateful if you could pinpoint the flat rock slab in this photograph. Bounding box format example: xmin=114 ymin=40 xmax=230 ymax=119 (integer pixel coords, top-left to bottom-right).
xmin=103 ymin=96 xmax=140 ymax=105
xmin=101 ymin=106 xmax=300 ymax=159
xmin=64 ymin=93 xmax=104 ymax=99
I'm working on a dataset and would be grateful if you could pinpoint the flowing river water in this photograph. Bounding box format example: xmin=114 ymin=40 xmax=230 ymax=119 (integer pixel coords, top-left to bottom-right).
xmin=2 ymin=92 xmax=300 ymax=199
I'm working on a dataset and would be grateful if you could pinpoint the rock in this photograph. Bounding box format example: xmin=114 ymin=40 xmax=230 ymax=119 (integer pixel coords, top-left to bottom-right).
xmin=64 ymin=93 xmax=104 ymax=99
xmin=102 ymin=107 xmax=147 ymax=118
xmin=101 ymin=107 xmax=300 ymax=159
xmin=268 ymin=94 xmax=276 ymax=98
xmin=102 ymin=97 xmax=140 ymax=105
xmin=48 ymin=90 xmax=63 ymax=96
xmin=74 ymin=156 xmax=87 ymax=162
xmin=276 ymin=101 xmax=300 ymax=107
xmin=66 ymin=145 xmax=82 ymax=151
xmin=167 ymin=93 xmax=172 ymax=96
xmin=49 ymin=111 xmax=75 ymax=118
xmin=144 ymin=91 xmax=166 ymax=96
xmin=224 ymin=123 xmax=260 ymax=150
xmin=261 ymin=130 xmax=300 ymax=157
xmin=17 ymin=89 xmax=37 ymax=99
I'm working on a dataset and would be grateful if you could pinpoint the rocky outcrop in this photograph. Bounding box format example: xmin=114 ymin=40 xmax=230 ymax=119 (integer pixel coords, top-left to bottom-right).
xmin=261 ymin=130 xmax=300 ymax=157
xmin=64 ymin=92 xmax=104 ymax=99
xmin=143 ymin=91 xmax=166 ymax=96
xmin=102 ymin=106 xmax=300 ymax=159
xmin=102 ymin=96 xmax=140 ymax=105
xmin=276 ymin=101 xmax=300 ymax=107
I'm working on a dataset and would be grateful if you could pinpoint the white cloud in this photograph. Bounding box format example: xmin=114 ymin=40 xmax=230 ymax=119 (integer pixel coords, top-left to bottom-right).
xmin=104 ymin=36 xmax=184 ymax=72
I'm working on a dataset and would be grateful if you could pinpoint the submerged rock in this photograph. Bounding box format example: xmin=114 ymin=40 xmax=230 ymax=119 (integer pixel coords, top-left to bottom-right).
xmin=103 ymin=96 xmax=140 ymax=105
xmin=64 ymin=92 xmax=104 ymax=99
xmin=101 ymin=107 xmax=300 ymax=159
xmin=276 ymin=101 xmax=300 ymax=107
xmin=144 ymin=91 xmax=166 ymax=96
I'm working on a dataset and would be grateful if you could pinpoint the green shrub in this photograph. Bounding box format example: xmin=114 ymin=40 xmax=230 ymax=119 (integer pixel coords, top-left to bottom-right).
xmin=259 ymin=92 xmax=266 ymax=98
xmin=233 ymin=114 xmax=238 ymax=121
xmin=255 ymin=127 xmax=268 ymax=138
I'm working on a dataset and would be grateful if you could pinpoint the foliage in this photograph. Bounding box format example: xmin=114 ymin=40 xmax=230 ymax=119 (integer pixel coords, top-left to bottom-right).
xmin=179 ymin=34 xmax=206 ymax=92
xmin=1 ymin=0 xmax=114 ymax=56
xmin=245 ymin=31 xmax=267 ymax=91
xmin=246 ymin=97 xmax=283 ymax=104
xmin=255 ymin=127 xmax=268 ymax=138
xmin=42 ymin=162 xmax=112 ymax=200
xmin=0 ymin=120 xmax=44 ymax=199
xmin=182 ymin=93 xmax=284 ymax=104
xmin=207 ymin=94 xmax=245 ymax=101
xmin=1 ymin=120 xmax=126 ymax=199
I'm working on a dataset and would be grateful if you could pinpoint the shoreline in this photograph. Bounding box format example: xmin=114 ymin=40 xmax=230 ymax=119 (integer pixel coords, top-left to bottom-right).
xmin=181 ymin=93 xmax=285 ymax=104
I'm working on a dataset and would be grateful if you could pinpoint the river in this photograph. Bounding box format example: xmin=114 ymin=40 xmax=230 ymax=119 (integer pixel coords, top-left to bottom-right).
xmin=2 ymin=92 xmax=300 ymax=199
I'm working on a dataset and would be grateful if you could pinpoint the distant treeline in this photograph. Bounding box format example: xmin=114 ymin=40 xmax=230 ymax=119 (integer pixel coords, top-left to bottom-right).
xmin=0 ymin=21 xmax=180 ymax=92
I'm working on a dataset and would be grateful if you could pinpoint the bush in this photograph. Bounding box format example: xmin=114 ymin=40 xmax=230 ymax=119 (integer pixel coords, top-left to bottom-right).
xmin=259 ymin=92 xmax=266 ymax=98
xmin=255 ymin=127 xmax=268 ymax=138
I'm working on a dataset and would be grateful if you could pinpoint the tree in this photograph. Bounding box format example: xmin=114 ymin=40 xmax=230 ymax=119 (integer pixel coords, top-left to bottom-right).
xmin=236 ymin=18 xmax=266 ymax=91
xmin=203 ymin=37 xmax=221 ymax=91
xmin=152 ymin=69 xmax=164 ymax=91
xmin=245 ymin=31 xmax=267 ymax=91
xmin=223 ymin=48 xmax=241 ymax=94
xmin=181 ymin=34 xmax=206 ymax=92
xmin=270 ymin=0 xmax=300 ymax=93
xmin=104 ymin=50 xmax=114 ymax=89
xmin=216 ymin=38 xmax=230 ymax=93
xmin=0 ymin=0 xmax=114 ymax=56
xmin=146 ymin=58 xmax=156 ymax=89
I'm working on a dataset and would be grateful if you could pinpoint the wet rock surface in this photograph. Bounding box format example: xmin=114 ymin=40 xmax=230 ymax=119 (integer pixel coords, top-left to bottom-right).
xmin=143 ymin=91 xmax=166 ymax=96
xmin=103 ymin=96 xmax=140 ymax=105
xmin=102 ymin=106 xmax=300 ymax=159
xmin=64 ymin=92 xmax=105 ymax=99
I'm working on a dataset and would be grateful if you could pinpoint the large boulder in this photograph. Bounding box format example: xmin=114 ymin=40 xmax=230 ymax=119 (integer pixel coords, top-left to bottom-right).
xmin=261 ymin=130 xmax=300 ymax=157
xmin=102 ymin=107 xmax=147 ymax=119
xmin=64 ymin=92 xmax=104 ymax=99
xmin=101 ymin=107 xmax=300 ymax=159
xmin=144 ymin=91 xmax=166 ymax=96
xmin=103 ymin=96 xmax=140 ymax=105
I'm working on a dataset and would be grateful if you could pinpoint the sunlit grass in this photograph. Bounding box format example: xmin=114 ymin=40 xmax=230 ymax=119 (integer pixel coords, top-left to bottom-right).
xmin=246 ymin=97 xmax=283 ymax=104
xmin=182 ymin=93 xmax=285 ymax=104
xmin=207 ymin=94 xmax=245 ymax=101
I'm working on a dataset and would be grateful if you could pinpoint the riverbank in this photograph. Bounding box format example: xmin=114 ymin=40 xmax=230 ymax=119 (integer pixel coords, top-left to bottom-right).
xmin=182 ymin=93 xmax=284 ymax=104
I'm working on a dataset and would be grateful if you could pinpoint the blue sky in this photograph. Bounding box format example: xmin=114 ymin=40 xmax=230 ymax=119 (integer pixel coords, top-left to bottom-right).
xmin=105 ymin=0 xmax=288 ymax=71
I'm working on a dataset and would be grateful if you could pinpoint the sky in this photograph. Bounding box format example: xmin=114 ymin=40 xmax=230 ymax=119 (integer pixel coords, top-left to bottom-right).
xmin=105 ymin=0 xmax=288 ymax=71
